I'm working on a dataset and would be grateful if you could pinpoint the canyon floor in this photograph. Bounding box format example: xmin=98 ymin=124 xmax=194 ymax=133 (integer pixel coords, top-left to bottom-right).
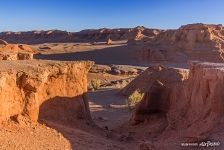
xmin=31 ymin=42 xmax=188 ymax=68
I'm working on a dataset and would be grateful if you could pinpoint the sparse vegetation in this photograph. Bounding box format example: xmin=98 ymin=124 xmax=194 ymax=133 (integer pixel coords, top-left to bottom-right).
xmin=127 ymin=90 xmax=144 ymax=109
xmin=90 ymin=79 xmax=102 ymax=91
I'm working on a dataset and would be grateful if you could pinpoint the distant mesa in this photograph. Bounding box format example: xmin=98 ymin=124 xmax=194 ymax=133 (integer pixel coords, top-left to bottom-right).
xmin=0 ymin=27 xmax=162 ymax=44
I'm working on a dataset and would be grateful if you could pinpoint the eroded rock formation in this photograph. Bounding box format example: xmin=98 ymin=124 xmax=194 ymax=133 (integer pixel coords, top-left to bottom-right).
xmin=121 ymin=65 xmax=189 ymax=96
xmin=168 ymin=62 xmax=224 ymax=135
xmin=0 ymin=43 xmax=36 ymax=60
xmin=136 ymin=23 xmax=224 ymax=63
xmin=0 ymin=60 xmax=93 ymax=123
xmin=126 ymin=62 xmax=224 ymax=137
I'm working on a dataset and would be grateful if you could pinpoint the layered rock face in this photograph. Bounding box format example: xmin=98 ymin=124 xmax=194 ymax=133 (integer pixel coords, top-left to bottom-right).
xmin=137 ymin=23 xmax=224 ymax=62
xmin=127 ymin=62 xmax=224 ymax=136
xmin=0 ymin=41 xmax=35 ymax=60
xmin=0 ymin=60 xmax=93 ymax=123
xmin=168 ymin=62 xmax=224 ymax=135
xmin=0 ymin=27 xmax=161 ymax=44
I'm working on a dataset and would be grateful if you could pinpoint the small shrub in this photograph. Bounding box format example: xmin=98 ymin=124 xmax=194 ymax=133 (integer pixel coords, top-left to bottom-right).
xmin=91 ymin=79 xmax=101 ymax=91
xmin=127 ymin=90 xmax=144 ymax=109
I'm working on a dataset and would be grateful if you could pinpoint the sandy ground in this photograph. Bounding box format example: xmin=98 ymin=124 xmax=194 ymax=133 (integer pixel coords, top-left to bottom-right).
xmin=31 ymin=42 xmax=189 ymax=68
xmin=31 ymin=42 xmax=126 ymax=54
xmin=0 ymin=121 xmax=71 ymax=150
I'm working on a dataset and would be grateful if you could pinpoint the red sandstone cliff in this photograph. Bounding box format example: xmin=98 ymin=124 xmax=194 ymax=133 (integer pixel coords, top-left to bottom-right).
xmin=0 ymin=60 xmax=93 ymax=123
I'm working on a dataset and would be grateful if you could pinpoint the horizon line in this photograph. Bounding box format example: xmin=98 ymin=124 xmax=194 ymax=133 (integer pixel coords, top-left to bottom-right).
xmin=1 ymin=22 xmax=223 ymax=33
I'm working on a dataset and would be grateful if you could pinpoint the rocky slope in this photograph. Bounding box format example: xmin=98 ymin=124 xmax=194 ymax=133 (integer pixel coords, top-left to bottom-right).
xmin=0 ymin=60 xmax=93 ymax=123
xmin=136 ymin=23 xmax=224 ymax=63
xmin=0 ymin=27 xmax=161 ymax=44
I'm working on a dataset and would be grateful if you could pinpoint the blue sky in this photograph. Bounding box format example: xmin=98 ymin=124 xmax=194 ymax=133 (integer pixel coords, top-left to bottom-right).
xmin=0 ymin=0 xmax=223 ymax=31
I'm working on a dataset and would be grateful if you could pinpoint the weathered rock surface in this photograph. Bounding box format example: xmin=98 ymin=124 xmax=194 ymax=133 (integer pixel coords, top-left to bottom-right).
xmin=168 ymin=62 xmax=224 ymax=135
xmin=136 ymin=23 xmax=224 ymax=63
xmin=0 ymin=43 xmax=36 ymax=60
xmin=0 ymin=60 xmax=93 ymax=123
xmin=127 ymin=62 xmax=224 ymax=137
xmin=121 ymin=65 xmax=189 ymax=96
xmin=0 ymin=27 xmax=161 ymax=44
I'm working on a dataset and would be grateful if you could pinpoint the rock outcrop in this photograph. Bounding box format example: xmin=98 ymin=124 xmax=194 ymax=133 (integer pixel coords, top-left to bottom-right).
xmin=107 ymin=38 xmax=113 ymax=45
xmin=0 ymin=60 xmax=93 ymax=123
xmin=127 ymin=62 xmax=224 ymax=137
xmin=121 ymin=65 xmax=189 ymax=96
xmin=168 ymin=62 xmax=224 ymax=135
xmin=136 ymin=23 xmax=224 ymax=63
xmin=0 ymin=43 xmax=36 ymax=60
